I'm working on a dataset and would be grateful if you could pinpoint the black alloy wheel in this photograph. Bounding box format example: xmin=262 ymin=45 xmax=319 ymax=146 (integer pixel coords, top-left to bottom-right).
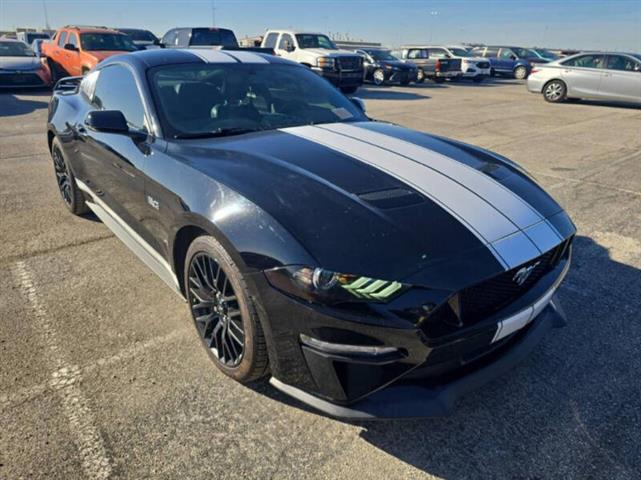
xmin=188 ymin=252 xmax=245 ymax=367
xmin=53 ymin=146 xmax=72 ymax=207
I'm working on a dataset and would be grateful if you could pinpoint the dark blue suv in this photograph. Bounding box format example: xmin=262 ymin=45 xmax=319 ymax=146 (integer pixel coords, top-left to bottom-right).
xmin=471 ymin=46 xmax=544 ymax=79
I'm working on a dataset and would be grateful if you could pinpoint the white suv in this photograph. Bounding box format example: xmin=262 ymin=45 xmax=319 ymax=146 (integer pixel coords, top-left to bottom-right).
xmin=262 ymin=30 xmax=364 ymax=93
xmin=428 ymin=45 xmax=491 ymax=82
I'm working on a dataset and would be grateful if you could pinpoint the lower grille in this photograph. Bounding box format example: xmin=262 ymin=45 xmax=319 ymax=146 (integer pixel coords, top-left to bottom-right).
xmin=338 ymin=56 xmax=362 ymax=72
xmin=0 ymin=73 xmax=43 ymax=86
xmin=458 ymin=248 xmax=559 ymax=322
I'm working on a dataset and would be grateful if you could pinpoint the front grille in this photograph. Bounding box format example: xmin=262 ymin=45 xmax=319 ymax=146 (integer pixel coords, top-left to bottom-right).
xmin=476 ymin=61 xmax=490 ymax=69
xmin=0 ymin=73 xmax=43 ymax=86
xmin=458 ymin=248 xmax=558 ymax=322
xmin=338 ymin=56 xmax=362 ymax=72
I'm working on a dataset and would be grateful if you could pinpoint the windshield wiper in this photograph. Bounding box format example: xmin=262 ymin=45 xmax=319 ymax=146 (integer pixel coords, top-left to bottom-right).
xmin=173 ymin=127 xmax=261 ymax=139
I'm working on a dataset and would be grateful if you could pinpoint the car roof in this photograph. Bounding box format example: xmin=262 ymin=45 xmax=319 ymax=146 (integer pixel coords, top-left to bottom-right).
xmin=99 ymin=48 xmax=300 ymax=69
xmin=265 ymin=29 xmax=326 ymax=35
xmin=63 ymin=26 xmax=122 ymax=34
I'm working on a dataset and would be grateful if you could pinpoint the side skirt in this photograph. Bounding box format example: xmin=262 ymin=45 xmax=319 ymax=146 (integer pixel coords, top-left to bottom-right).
xmin=76 ymin=179 xmax=184 ymax=299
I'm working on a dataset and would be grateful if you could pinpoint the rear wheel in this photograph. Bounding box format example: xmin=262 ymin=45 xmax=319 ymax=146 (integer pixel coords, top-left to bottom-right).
xmin=372 ymin=68 xmax=385 ymax=86
xmin=47 ymin=58 xmax=60 ymax=84
xmin=514 ymin=65 xmax=528 ymax=80
xmin=185 ymin=236 xmax=268 ymax=383
xmin=51 ymin=137 xmax=88 ymax=215
xmin=543 ymin=80 xmax=567 ymax=103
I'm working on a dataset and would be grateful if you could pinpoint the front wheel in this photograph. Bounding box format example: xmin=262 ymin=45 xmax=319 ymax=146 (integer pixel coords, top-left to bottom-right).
xmin=372 ymin=68 xmax=386 ymax=86
xmin=514 ymin=65 xmax=528 ymax=80
xmin=51 ymin=137 xmax=88 ymax=215
xmin=340 ymin=86 xmax=359 ymax=94
xmin=185 ymin=236 xmax=268 ymax=383
xmin=543 ymin=80 xmax=567 ymax=103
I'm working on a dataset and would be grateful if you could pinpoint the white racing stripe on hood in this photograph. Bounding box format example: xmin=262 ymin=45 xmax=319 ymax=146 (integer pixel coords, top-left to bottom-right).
xmin=320 ymin=123 xmax=559 ymax=239
xmin=282 ymin=125 xmax=533 ymax=269
xmin=186 ymin=49 xmax=237 ymax=63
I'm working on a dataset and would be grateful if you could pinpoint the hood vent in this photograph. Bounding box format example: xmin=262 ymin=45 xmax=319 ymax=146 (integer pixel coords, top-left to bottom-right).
xmin=358 ymin=188 xmax=424 ymax=209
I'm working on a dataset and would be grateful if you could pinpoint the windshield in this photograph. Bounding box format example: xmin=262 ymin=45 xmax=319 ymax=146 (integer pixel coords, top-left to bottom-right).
xmin=190 ymin=28 xmax=238 ymax=47
xmin=366 ymin=50 xmax=398 ymax=61
xmin=149 ymin=63 xmax=366 ymax=139
xmin=119 ymin=29 xmax=157 ymax=42
xmin=512 ymin=47 xmax=536 ymax=58
xmin=0 ymin=41 xmax=34 ymax=57
xmin=295 ymin=34 xmax=336 ymax=50
xmin=80 ymin=33 xmax=137 ymax=51
xmin=534 ymin=48 xmax=558 ymax=59
xmin=449 ymin=48 xmax=471 ymax=57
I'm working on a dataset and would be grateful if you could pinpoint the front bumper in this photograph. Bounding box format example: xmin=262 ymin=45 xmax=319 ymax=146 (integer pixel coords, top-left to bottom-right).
xmin=0 ymin=68 xmax=51 ymax=88
xmin=254 ymin=249 xmax=571 ymax=418
xmin=312 ymin=67 xmax=364 ymax=88
xmin=271 ymin=297 xmax=566 ymax=419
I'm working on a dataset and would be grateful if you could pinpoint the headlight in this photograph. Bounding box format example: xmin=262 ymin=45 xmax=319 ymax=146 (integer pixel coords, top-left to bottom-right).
xmin=317 ymin=57 xmax=335 ymax=69
xmin=264 ymin=266 xmax=409 ymax=305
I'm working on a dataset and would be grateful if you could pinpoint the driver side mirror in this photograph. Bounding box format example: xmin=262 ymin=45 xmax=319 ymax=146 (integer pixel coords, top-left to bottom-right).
xmin=85 ymin=110 xmax=147 ymax=141
xmin=510 ymin=55 xmax=517 ymax=60
xmin=350 ymin=97 xmax=366 ymax=113
xmin=64 ymin=43 xmax=78 ymax=51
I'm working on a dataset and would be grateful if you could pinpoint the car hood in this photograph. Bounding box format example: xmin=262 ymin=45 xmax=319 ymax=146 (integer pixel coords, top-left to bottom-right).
xmin=168 ymin=121 xmax=574 ymax=287
xmin=302 ymin=48 xmax=360 ymax=57
xmin=0 ymin=56 xmax=41 ymax=70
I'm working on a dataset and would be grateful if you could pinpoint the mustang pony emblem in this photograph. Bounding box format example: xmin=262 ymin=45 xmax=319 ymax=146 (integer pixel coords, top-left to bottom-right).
xmin=513 ymin=261 xmax=540 ymax=286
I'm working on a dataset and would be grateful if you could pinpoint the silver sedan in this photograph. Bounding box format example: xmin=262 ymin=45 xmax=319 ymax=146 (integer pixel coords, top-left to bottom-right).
xmin=527 ymin=52 xmax=641 ymax=104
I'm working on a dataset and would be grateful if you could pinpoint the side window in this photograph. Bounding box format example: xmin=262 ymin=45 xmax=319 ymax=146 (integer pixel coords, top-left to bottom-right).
xmin=67 ymin=33 xmax=79 ymax=49
xmin=57 ymin=31 xmax=68 ymax=47
xmin=562 ymin=54 xmax=605 ymax=69
xmin=408 ymin=49 xmax=426 ymax=59
xmin=263 ymin=32 xmax=278 ymax=49
xmin=162 ymin=30 xmax=176 ymax=46
xmin=278 ymin=34 xmax=293 ymax=51
xmin=606 ymin=55 xmax=639 ymax=72
xmin=177 ymin=29 xmax=191 ymax=47
xmin=484 ymin=47 xmax=499 ymax=58
xmin=429 ymin=48 xmax=447 ymax=59
xmin=92 ymin=65 xmax=147 ymax=132
xmin=499 ymin=49 xmax=514 ymax=59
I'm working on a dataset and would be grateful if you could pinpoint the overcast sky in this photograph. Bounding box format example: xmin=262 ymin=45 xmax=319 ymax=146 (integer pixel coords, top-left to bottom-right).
xmin=1 ymin=0 xmax=640 ymax=51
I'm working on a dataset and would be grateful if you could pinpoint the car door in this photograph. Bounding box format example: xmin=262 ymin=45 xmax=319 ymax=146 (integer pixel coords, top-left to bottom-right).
xmin=600 ymin=54 xmax=641 ymax=103
xmin=64 ymin=32 xmax=81 ymax=76
xmin=482 ymin=47 xmax=499 ymax=71
xmin=275 ymin=33 xmax=295 ymax=60
xmin=75 ymin=63 xmax=152 ymax=238
xmin=560 ymin=54 xmax=605 ymax=98
xmin=498 ymin=48 xmax=516 ymax=73
xmin=53 ymin=30 xmax=68 ymax=70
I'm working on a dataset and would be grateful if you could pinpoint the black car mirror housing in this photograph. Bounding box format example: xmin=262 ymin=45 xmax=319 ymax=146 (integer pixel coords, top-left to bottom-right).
xmin=64 ymin=43 xmax=78 ymax=51
xmin=85 ymin=110 xmax=147 ymax=141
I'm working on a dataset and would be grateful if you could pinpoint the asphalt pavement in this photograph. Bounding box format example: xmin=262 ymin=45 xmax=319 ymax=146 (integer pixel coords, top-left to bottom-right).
xmin=1 ymin=78 xmax=640 ymax=479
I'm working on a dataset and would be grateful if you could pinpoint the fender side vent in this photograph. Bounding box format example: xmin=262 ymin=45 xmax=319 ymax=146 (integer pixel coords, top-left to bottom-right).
xmin=358 ymin=188 xmax=424 ymax=209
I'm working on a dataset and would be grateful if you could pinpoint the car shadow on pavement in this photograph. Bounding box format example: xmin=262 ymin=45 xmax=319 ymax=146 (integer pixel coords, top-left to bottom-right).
xmin=357 ymin=87 xmax=431 ymax=101
xmin=565 ymin=99 xmax=641 ymax=110
xmin=250 ymin=234 xmax=641 ymax=477
xmin=355 ymin=234 xmax=641 ymax=477
xmin=0 ymin=92 xmax=50 ymax=117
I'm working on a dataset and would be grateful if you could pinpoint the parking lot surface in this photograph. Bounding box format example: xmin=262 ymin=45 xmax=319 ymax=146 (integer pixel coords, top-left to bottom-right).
xmin=1 ymin=80 xmax=640 ymax=479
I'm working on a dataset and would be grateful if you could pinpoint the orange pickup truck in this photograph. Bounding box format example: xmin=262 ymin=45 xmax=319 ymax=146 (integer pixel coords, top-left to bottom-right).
xmin=41 ymin=25 xmax=138 ymax=81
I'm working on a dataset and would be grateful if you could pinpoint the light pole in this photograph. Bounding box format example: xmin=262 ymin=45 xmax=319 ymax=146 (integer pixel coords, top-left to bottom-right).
xmin=428 ymin=11 xmax=438 ymax=43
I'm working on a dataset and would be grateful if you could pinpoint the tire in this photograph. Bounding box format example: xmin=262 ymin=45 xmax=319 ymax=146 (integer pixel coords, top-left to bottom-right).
xmin=543 ymin=80 xmax=567 ymax=103
xmin=514 ymin=65 xmax=528 ymax=80
xmin=340 ymin=86 xmax=359 ymax=95
xmin=372 ymin=68 xmax=385 ymax=86
xmin=490 ymin=68 xmax=496 ymax=77
xmin=51 ymin=137 xmax=89 ymax=215
xmin=47 ymin=58 xmax=59 ymax=84
xmin=185 ymin=235 xmax=268 ymax=383
xmin=416 ymin=68 xmax=425 ymax=83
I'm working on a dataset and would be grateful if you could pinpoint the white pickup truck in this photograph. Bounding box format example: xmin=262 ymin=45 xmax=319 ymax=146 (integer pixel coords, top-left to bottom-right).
xmin=261 ymin=30 xmax=364 ymax=93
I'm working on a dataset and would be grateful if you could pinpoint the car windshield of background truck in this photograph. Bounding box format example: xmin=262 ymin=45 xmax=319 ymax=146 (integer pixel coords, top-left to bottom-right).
xmin=150 ymin=63 xmax=366 ymax=138
xmin=190 ymin=28 xmax=238 ymax=47
xmin=80 ymin=33 xmax=137 ymax=51
xmin=295 ymin=34 xmax=337 ymax=50
xmin=0 ymin=41 xmax=35 ymax=57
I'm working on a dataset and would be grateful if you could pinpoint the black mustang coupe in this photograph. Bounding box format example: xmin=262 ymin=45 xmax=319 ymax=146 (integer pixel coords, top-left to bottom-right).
xmin=47 ymin=49 xmax=575 ymax=419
